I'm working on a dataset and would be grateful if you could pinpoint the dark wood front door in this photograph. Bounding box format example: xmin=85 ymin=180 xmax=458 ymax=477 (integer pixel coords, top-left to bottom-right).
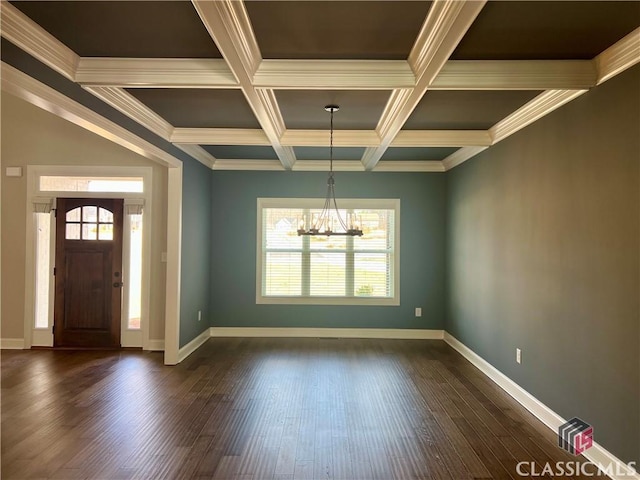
xmin=54 ymin=198 xmax=123 ymax=348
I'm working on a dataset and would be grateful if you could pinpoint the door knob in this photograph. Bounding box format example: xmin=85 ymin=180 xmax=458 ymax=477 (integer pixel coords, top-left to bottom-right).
xmin=113 ymin=282 xmax=124 ymax=288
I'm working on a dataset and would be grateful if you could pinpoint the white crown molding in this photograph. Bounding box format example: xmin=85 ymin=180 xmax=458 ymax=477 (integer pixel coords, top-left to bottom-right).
xmin=490 ymin=89 xmax=587 ymax=144
xmin=0 ymin=1 xmax=79 ymax=80
xmin=1 ymin=62 xmax=181 ymax=167
xmin=174 ymin=144 xmax=216 ymax=169
xmin=75 ymin=57 xmax=237 ymax=87
xmin=373 ymin=161 xmax=445 ymax=173
xmin=254 ymin=60 xmax=415 ymax=89
xmin=392 ymin=130 xmax=491 ymax=147
xmin=442 ymin=146 xmax=489 ymax=171
xmin=171 ymin=128 xmax=270 ymax=145
xmin=444 ymin=333 xmax=640 ymax=480
xmin=281 ymin=130 xmax=381 ymax=147
xmin=292 ymin=160 xmax=366 ymax=172
xmin=83 ymin=86 xmax=174 ymax=140
xmin=212 ymin=159 xmax=285 ymax=171
xmin=199 ymin=0 xmax=262 ymax=76
xmin=364 ymin=0 xmax=487 ymax=170
xmin=432 ymin=60 xmax=596 ymax=90
xmin=594 ymin=27 xmax=640 ymax=85
xmin=210 ymin=327 xmax=444 ymax=340
xmin=371 ymin=88 xmax=414 ymax=152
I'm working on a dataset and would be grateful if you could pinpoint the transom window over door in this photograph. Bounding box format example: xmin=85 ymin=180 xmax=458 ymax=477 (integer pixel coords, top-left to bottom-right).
xmin=257 ymin=198 xmax=400 ymax=306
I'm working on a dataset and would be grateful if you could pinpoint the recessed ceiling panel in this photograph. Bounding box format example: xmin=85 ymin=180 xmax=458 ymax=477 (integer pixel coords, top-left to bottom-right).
xmin=276 ymin=91 xmax=391 ymax=130
xmin=126 ymin=89 xmax=260 ymax=128
xmin=10 ymin=1 xmax=221 ymax=58
xmin=202 ymin=145 xmax=279 ymax=160
xmin=452 ymin=1 xmax=640 ymax=60
xmin=403 ymin=91 xmax=542 ymax=130
xmin=246 ymin=1 xmax=432 ymax=59
xmin=294 ymin=147 xmax=366 ymax=161
xmin=381 ymin=147 xmax=459 ymax=161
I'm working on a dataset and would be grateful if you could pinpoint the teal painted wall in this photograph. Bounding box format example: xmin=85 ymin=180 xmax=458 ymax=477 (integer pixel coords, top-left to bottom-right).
xmin=210 ymin=171 xmax=446 ymax=329
xmin=180 ymin=157 xmax=213 ymax=347
xmin=446 ymin=65 xmax=640 ymax=463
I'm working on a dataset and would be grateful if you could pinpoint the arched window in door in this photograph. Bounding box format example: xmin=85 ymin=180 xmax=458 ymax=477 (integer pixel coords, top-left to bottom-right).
xmin=65 ymin=206 xmax=114 ymax=241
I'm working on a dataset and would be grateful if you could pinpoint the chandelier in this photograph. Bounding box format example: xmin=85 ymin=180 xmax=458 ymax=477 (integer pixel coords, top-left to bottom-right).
xmin=297 ymin=105 xmax=363 ymax=237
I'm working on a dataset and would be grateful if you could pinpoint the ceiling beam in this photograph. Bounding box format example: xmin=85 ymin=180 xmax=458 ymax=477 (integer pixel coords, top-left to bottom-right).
xmin=171 ymin=128 xmax=270 ymax=145
xmin=280 ymin=130 xmax=380 ymax=147
xmin=83 ymin=86 xmax=174 ymax=140
xmin=489 ymin=89 xmax=587 ymax=144
xmin=76 ymin=58 xmax=238 ymax=88
xmin=174 ymin=144 xmax=217 ymax=169
xmin=431 ymin=60 xmax=596 ymax=90
xmin=192 ymin=0 xmax=297 ymax=169
xmin=442 ymin=146 xmax=489 ymax=170
xmin=71 ymin=57 xmax=601 ymax=90
xmin=392 ymin=130 xmax=491 ymax=147
xmin=0 ymin=1 xmax=78 ymax=80
xmin=253 ymin=60 xmax=415 ymax=89
xmin=595 ymin=27 xmax=640 ymax=85
xmin=362 ymin=0 xmax=487 ymax=170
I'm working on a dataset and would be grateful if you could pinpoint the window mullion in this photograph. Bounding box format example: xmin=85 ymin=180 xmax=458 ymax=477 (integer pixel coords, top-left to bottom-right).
xmin=301 ymin=208 xmax=310 ymax=296
xmin=345 ymin=209 xmax=354 ymax=297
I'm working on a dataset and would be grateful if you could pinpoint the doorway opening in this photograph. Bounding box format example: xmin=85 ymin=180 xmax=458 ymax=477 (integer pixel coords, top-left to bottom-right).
xmin=26 ymin=166 xmax=152 ymax=349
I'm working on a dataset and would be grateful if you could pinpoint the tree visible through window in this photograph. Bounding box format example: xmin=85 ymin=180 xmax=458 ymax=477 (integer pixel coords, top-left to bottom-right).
xmin=257 ymin=199 xmax=399 ymax=305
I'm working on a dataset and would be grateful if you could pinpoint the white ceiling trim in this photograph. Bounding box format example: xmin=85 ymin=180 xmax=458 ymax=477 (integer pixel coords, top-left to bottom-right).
xmin=490 ymin=89 xmax=587 ymax=144
xmin=281 ymin=130 xmax=380 ymax=147
xmin=392 ymin=130 xmax=491 ymax=147
xmin=75 ymin=58 xmax=238 ymax=88
xmin=292 ymin=161 xmax=366 ymax=172
xmin=432 ymin=60 xmax=596 ymax=90
xmin=363 ymin=0 xmax=487 ymax=170
xmin=83 ymin=86 xmax=174 ymax=140
xmin=253 ymin=60 xmax=415 ymax=89
xmin=594 ymin=27 xmax=640 ymax=85
xmin=0 ymin=1 xmax=78 ymax=81
xmin=193 ymin=0 xmax=296 ymax=169
xmin=442 ymin=146 xmax=489 ymax=171
xmin=212 ymin=159 xmax=285 ymax=171
xmin=174 ymin=144 xmax=216 ymax=169
xmin=172 ymin=128 xmax=270 ymax=145
xmin=1 ymin=62 xmax=181 ymax=167
xmin=15 ymin=54 xmax=603 ymax=91
xmin=373 ymin=161 xmax=445 ymax=173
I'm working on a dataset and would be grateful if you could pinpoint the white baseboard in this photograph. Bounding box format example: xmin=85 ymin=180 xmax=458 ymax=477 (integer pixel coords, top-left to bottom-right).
xmin=209 ymin=327 xmax=444 ymax=340
xmin=177 ymin=328 xmax=210 ymax=363
xmin=146 ymin=339 xmax=165 ymax=351
xmin=443 ymin=332 xmax=639 ymax=480
xmin=1 ymin=338 xmax=25 ymax=349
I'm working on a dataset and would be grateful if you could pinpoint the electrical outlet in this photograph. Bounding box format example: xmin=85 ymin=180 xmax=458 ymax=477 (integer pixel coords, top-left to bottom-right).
xmin=516 ymin=348 xmax=522 ymax=364
xmin=415 ymin=307 xmax=422 ymax=317
xmin=198 ymin=310 xmax=202 ymax=321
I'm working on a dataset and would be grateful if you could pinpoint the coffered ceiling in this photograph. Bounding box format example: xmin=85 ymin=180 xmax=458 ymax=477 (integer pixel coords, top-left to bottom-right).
xmin=2 ymin=1 xmax=639 ymax=171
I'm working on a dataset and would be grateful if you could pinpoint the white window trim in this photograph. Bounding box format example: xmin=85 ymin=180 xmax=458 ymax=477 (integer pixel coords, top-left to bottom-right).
xmin=24 ymin=165 xmax=153 ymax=349
xmin=256 ymin=197 xmax=400 ymax=306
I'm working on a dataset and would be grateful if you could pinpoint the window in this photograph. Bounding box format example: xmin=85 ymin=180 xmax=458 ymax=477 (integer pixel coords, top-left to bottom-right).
xmin=65 ymin=206 xmax=114 ymax=240
xmin=257 ymin=198 xmax=399 ymax=305
xmin=39 ymin=176 xmax=143 ymax=193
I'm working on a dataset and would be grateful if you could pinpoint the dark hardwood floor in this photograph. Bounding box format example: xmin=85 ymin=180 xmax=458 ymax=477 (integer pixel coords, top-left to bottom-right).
xmin=1 ymin=338 xmax=606 ymax=479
